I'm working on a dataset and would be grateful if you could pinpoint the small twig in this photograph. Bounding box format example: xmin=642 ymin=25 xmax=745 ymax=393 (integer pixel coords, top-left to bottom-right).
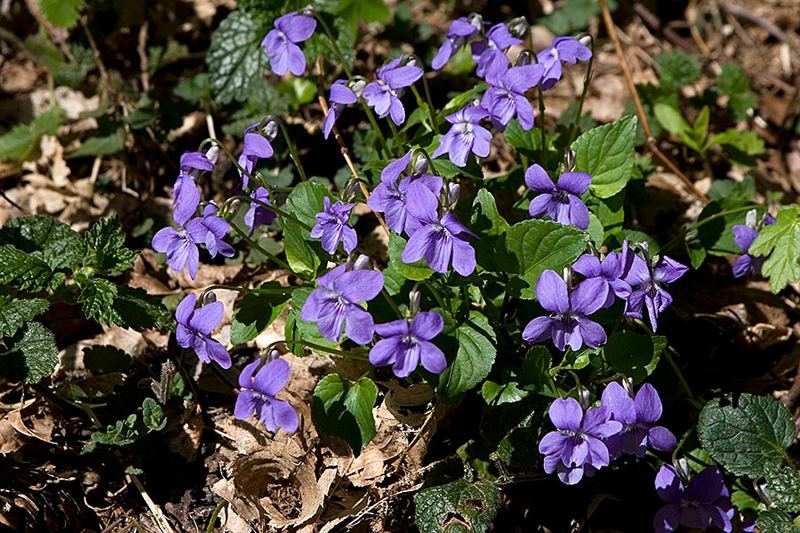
xmin=80 ymin=16 xmax=111 ymax=97
xmin=137 ymin=22 xmax=150 ymax=93
xmin=317 ymin=93 xmax=390 ymax=236
xmin=719 ymin=1 xmax=798 ymax=54
xmin=0 ymin=189 xmax=26 ymax=213
xmin=127 ymin=473 xmax=177 ymax=533
xmin=599 ymin=0 xmax=709 ymax=204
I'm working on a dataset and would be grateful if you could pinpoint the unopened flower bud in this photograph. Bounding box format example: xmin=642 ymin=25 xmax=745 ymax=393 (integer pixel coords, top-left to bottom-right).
xmin=622 ymin=377 xmax=634 ymax=397
xmin=563 ymin=149 xmax=576 ymax=172
xmin=405 ymin=55 xmax=419 ymax=69
xmin=515 ymin=49 xmax=535 ymax=66
xmin=262 ymin=120 xmax=279 ymax=142
xmin=675 ymin=458 xmax=691 ymax=481
xmin=344 ymin=179 xmax=360 ymax=201
xmin=412 ymin=152 xmax=429 ymax=174
xmin=508 ymin=17 xmax=529 ymax=39
xmin=745 ymin=208 xmax=758 ymax=228
xmin=350 ymin=78 xmax=366 ymax=98
xmin=578 ymin=34 xmax=592 ymax=48
xmin=203 ymin=291 xmax=217 ymax=305
xmin=468 ymin=13 xmax=484 ymax=32
xmin=577 ymin=388 xmax=591 ymax=409
xmin=267 ymin=348 xmax=281 ymax=361
xmin=353 ymin=254 xmax=371 ymax=270
xmin=300 ymin=5 xmax=315 ymax=17
xmin=754 ymin=480 xmax=772 ymax=506
xmin=409 ymin=289 xmax=421 ymax=315
xmin=445 ymin=183 xmax=460 ymax=208
xmin=205 ymin=145 xmax=220 ymax=165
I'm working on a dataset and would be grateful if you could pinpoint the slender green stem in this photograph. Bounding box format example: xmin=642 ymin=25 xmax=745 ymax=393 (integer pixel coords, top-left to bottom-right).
xmin=225 ymin=194 xmax=312 ymax=231
xmin=410 ymin=84 xmax=437 ymax=133
xmin=423 ymin=280 xmax=447 ymax=311
xmin=566 ymin=36 xmax=594 ymax=147
xmin=634 ymin=319 xmax=698 ymax=406
xmin=288 ymin=339 xmax=369 ymax=360
xmin=313 ymin=13 xmax=352 ymax=78
xmin=387 ymin=119 xmax=403 ymax=151
xmin=359 ymin=98 xmax=391 ymax=156
xmin=205 ymin=500 xmax=227 ymax=533
xmin=229 ymin=222 xmax=297 ymax=275
xmin=382 ymin=289 xmax=404 ymax=318
xmin=416 ymin=147 xmax=439 ymax=176
xmin=537 ymin=85 xmax=547 ymax=167
xmin=267 ymin=115 xmax=307 ymax=182
xmin=661 ymin=205 xmax=758 ymax=252
xmin=200 ymin=138 xmax=269 ymax=191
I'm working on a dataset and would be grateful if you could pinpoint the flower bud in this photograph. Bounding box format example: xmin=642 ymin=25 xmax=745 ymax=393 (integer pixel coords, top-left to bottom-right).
xmin=745 ymin=208 xmax=758 ymax=228
xmin=508 ymin=17 xmax=529 ymax=39
xmin=409 ymin=289 xmax=421 ymax=315
xmin=412 ymin=152 xmax=429 ymax=174
xmin=405 ymin=55 xmax=419 ymax=69
xmin=515 ymin=49 xmax=535 ymax=66
xmin=563 ymin=149 xmax=576 ymax=172
xmin=468 ymin=13 xmax=484 ymax=32
xmin=675 ymin=458 xmax=691 ymax=482
xmin=350 ymin=78 xmax=367 ymax=98
xmin=444 ymin=182 xmax=460 ymax=209
xmin=622 ymin=377 xmax=635 ymax=397
xmin=205 ymin=145 xmax=220 ymax=165
xmin=577 ymin=388 xmax=591 ymax=410
xmin=300 ymin=5 xmax=315 ymax=17
xmin=203 ymin=291 xmax=217 ymax=305
xmin=262 ymin=119 xmax=279 ymax=142
xmin=353 ymin=254 xmax=371 ymax=270
xmin=754 ymin=479 xmax=772 ymax=506
xmin=267 ymin=348 xmax=281 ymax=361
xmin=578 ymin=34 xmax=593 ymax=48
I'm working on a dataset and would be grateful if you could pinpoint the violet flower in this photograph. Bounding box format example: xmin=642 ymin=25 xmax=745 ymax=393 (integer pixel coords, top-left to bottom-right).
xmin=195 ymin=204 xmax=235 ymax=259
xmin=363 ymin=57 xmax=424 ymax=126
xmin=525 ymin=164 xmax=591 ymax=230
xmin=432 ymin=16 xmax=482 ymax=70
xmin=401 ymin=182 xmax=476 ymax=276
xmin=323 ymin=80 xmax=358 ymax=139
xmin=301 ymin=263 xmax=384 ymax=345
xmin=600 ymin=381 xmax=676 ymax=459
xmin=481 ymin=63 xmax=544 ymax=130
xmin=172 ymin=151 xmax=214 ymax=226
xmin=175 ymin=292 xmax=231 ymax=369
xmin=654 ymin=465 xmax=733 ymax=533
xmin=538 ymin=36 xmax=593 ymax=90
xmin=471 ymin=22 xmax=522 ymax=79
xmin=238 ymin=124 xmax=274 ymax=189
xmin=244 ymin=186 xmax=276 ymax=233
xmin=622 ymin=252 xmax=688 ymax=332
xmin=235 ymin=358 xmax=298 ymax=433
xmin=538 ymin=397 xmax=622 ymax=485
xmin=367 ymin=151 xmax=443 ymax=235
xmin=310 ymin=197 xmax=357 ymax=255
xmin=152 ymin=219 xmax=206 ymax=279
xmin=522 ymin=270 xmax=608 ymax=352
xmin=432 ymin=105 xmax=492 ymax=167
xmin=370 ymin=311 xmax=446 ymax=378
xmin=262 ymin=11 xmax=316 ymax=76
xmin=572 ymin=253 xmax=631 ymax=308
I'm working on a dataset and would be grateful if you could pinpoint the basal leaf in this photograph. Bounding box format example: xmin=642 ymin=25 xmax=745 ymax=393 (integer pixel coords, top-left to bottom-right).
xmin=283 ymin=221 xmax=320 ymax=277
xmin=83 ymin=216 xmax=138 ymax=276
xmin=284 ymin=180 xmax=332 ymax=229
xmin=414 ymin=478 xmax=501 ymax=533
xmin=572 ymin=114 xmax=638 ymax=198
xmin=389 ymin=233 xmax=434 ymax=281
xmin=68 ymin=128 xmax=127 ymax=158
xmin=78 ymin=277 xmax=120 ymax=326
xmin=0 ymin=322 xmax=58 ymax=383
xmin=0 ymin=215 xmax=84 ymax=271
xmin=39 ymin=0 xmax=84 ymax=28
xmin=0 ymin=107 xmax=64 ymax=162
xmin=603 ymin=329 xmax=666 ymax=383
xmin=764 ymin=463 xmax=800 ymax=513
xmin=230 ymin=283 xmax=290 ymax=344
xmin=207 ymin=11 xmax=270 ymax=104
xmin=439 ymin=311 xmax=496 ymax=400
xmin=0 ymin=245 xmax=65 ymax=292
xmin=312 ymin=373 xmax=377 ymax=454
xmin=0 ymin=296 xmax=49 ymax=338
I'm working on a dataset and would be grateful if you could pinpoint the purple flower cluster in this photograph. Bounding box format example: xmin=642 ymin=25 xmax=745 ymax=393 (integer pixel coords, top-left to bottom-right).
xmin=622 ymin=251 xmax=688 ymax=332
xmin=370 ymin=311 xmax=446 ymax=377
xmin=235 ymin=358 xmax=298 ymax=434
xmin=539 ymin=381 xmax=675 ymax=485
xmin=310 ymin=197 xmax=358 ymax=255
xmin=364 ymin=57 xmax=423 ymax=126
xmin=175 ymin=292 xmax=230 ymax=369
xmin=654 ymin=465 xmax=734 ymax=532
xmin=525 ymin=164 xmax=591 ymax=230
xmin=323 ymin=79 xmax=359 ymax=139
xmin=262 ymin=11 xmax=316 ymax=77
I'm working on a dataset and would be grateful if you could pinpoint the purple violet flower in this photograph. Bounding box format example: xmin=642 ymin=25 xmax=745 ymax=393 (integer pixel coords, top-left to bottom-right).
xmin=238 ymin=124 xmax=274 ymax=189
xmin=481 ymin=63 xmax=544 ymax=130
xmin=244 ymin=186 xmax=277 ymax=233
xmin=525 ymin=164 xmax=591 ymax=230
xmin=471 ymin=23 xmax=523 ymax=79
xmin=262 ymin=11 xmax=316 ymax=76
xmin=622 ymin=252 xmax=688 ymax=332
xmin=323 ymin=79 xmax=358 ymax=139
xmin=175 ymin=292 xmax=231 ymax=369
xmin=523 ymin=270 xmax=608 ymax=352
xmin=235 ymin=358 xmax=298 ymax=433
xmin=195 ymin=204 xmax=235 ymax=259
xmin=572 ymin=253 xmax=631 ymax=308
xmin=172 ymin=151 xmax=214 ymax=226
xmin=732 ymin=214 xmax=774 ymax=279
xmin=432 ymin=105 xmax=492 ymax=167
xmin=310 ymin=197 xmax=358 ymax=255
xmin=370 ymin=311 xmax=446 ymax=378
xmin=654 ymin=465 xmax=733 ymax=533
xmin=432 ymin=16 xmax=482 ymax=70
xmin=363 ymin=57 xmax=424 ymax=126
xmin=301 ymin=263 xmax=384 ymax=345
xmin=538 ymin=36 xmax=593 ymax=90
xmin=152 ymin=219 xmax=206 ymax=279
xmin=367 ymin=151 xmax=443 ymax=235
xmin=401 ymin=182 xmax=476 ymax=276
xmin=538 ymin=397 xmax=622 ymax=485
xmin=600 ymin=381 xmax=676 ymax=459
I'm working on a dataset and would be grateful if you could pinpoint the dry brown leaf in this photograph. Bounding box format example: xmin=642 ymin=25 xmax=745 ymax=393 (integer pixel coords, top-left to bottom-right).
xmin=0 ymin=414 xmax=24 ymax=455
xmin=7 ymin=407 xmax=54 ymax=445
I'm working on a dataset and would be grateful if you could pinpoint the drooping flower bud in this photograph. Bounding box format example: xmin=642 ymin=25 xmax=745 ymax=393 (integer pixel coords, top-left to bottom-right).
xmin=350 ymin=78 xmax=367 ymax=98
xmin=412 ymin=151 xmax=429 ymax=174
xmin=300 ymin=5 xmax=315 ymax=18
xmin=205 ymin=145 xmax=220 ymax=165
xmin=444 ymin=182 xmax=460 ymax=209
xmin=203 ymin=291 xmax=217 ymax=305
xmin=563 ymin=149 xmax=576 ymax=172
xmin=745 ymin=208 xmax=758 ymax=228
xmin=408 ymin=289 xmax=421 ymax=316
xmin=468 ymin=13 xmax=484 ymax=33
xmin=508 ymin=17 xmax=529 ymax=39
xmin=353 ymin=254 xmax=371 ymax=270
xmin=675 ymin=458 xmax=691 ymax=482
xmin=262 ymin=119 xmax=279 ymax=142
xmin=578 ymin=34 xmax=593 ymax=48
xmin=514 ymin=49 xmax=535 ymax=66
xmin=577 ymin=388 xmax=591 ymax=410
xmin=622 ymin=376 xmax=635 ymax=397
xmin=267 ymin=348 xmax=281 ymax=361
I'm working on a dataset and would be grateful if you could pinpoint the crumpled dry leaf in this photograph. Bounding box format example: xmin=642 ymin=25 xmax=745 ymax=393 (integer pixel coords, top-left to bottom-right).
xmin=8 ymin=406 xmax=55 ymax=445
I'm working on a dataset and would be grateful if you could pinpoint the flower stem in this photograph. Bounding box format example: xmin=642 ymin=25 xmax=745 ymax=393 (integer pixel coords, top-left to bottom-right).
xmin=382 ymin=288 xmax=404 ymax=319
xmin=200 ymin=137 xmax=269 ymax=191
xmin=661 ymin=205 xmax=758 ymax=253
xmin=537 ymin=85 xmax=547 ymax=168
xmin=225 ymin=193 xmax=312 ymax=231
xmin=228 ymin=222 xmax=297 ymax=276
xmin=267 ymin=115 xmax=308 ymax=182
xmin=424 ymin=280 xmax=448 ymax=311
xmin=566 ymin=35 xmax=594 ymax=147
xmin=410 ymin=84 xmax=438 ymax=133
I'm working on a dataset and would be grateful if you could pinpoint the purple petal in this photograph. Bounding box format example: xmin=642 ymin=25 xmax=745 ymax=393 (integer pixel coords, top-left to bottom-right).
xmin=655 ymin=465 xmax=684 ymax=503
xmin=369 ymin=336 xmax=402 ymax=367
xmin=573 ymin=254 xmax=602 ymax=277
xmin=567 ymin=195 xmax=590 ymax=230
xmin=418 ymin=340 xmax=446 ymax=374
xmin=648 ymin=426 xmax=677 ymax=452
xmin=451 ymin=236 xmax=476 ymax=277
xmin=238 ymin=360 xmax=259 ymax=388
xmin=381 ymin=152 xmax=412 ymax=185
xmin=287 ymin=43 xmax=307 ymax=76
xmin=234 ymin=390 xmax=258 ymax=420
xmin=570 ymin=278 xmax=608 ymax=315
xmin=180 ymin=151 xmax=214 ymax=173
xmin=554 ymin=37 xmax=592 ymax=63
xmin=280 ymin=14 xmax=316 ymax=43
xmin=270 ymin=398 xmax=299 ymax=433
xmin=344 ymin=305 xmax=374 ymax=346
xmin=188 ymin=301 xmax=223 ymax=336
xmin=402 ymin=225 xmax=436 ymax=264
xmin=539 ymin=431 xmax=570 ymax=456
xmin=383 ymin=65 xmax=423 ymax=89
xmin=392 ymin=343 xmax=420 ymax=378
xmin=172 ymin=176 xmax=201 ymax=226
xmin=686 ymin=467 xmax=726 ymax=503
xmin=410 ymin=311 xmax=444 ymax=340
xmin=536 ymin=270 xmax=570 ymax=314
xmin=522 ymin=316 xmax=553 ymax=344
xmin=600 ymin=381 xmax=636 ymax=424
xmin=634 ymin=383 xmax=663 ymax=423
xmin=732 ymin=254 xmax=753 ymax=278
xmin=254 ymin=358 xmax=291 ymax=397
xmin=548 ymin=397 xmax=583 ymax=432
xmin=557 ymin=172 xmax=591 ymax=195
xmin=404 ymin=182 xmax=440 ymax=224
xmin=732 ymin=224 xmax=758 ymax=252
xmin=152 ymin=226 xmax=178 ymax=253
xmin=243 ymin=132 xmax=274 ymax=159
xmin=432 ymin=39 xmax=454 ymax=70
xmin=653 ymin=504 xmax=682 ymax=533
xmin=204 ymin=338 xmax=231 ymax=369
xmin=528 ymin=194 xmax=556 ymax=219
xmin=334 ymin=269 xmax=384 ymax=303
xmin=176 ymin=324 xmax=194 ymax=349
xmin=525 ymin=164 xmax=554 ymax=192
xmin=653 ymin=256 xmax=688 ymax=284
xmin=175 ymin=293 xmax=196 ymax=325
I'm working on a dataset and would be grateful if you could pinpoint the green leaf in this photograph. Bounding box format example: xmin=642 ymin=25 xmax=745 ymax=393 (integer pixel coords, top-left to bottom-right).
xmin=603 ymin=329 xmax=666 ymax=383
xmin=278 ymin=77 xmax=317 ymax=110
xmin=389 ymin=233 xmax=434 ymax=281
xmin=284 ymin=180 xmax=332 ymax=228
xmin=78 ymin=277 xmax=120 ymax=326
xmin=437 ymin=84 xmax=488 ymax=119
xmin=414 ymin=478 xmax=501 ymax=533
xmin=0 ymin=322 xmax=58 ymax=383
xmin=654 ymin=103 xmax=691 ymax=136
xmin=471 ymin=188 xmax=510 ymax=237
xmin=287 ymin=287 xmax=339 ymax=350
xmin=749 ymin=205 xmax=800 ymax=293
xmin=312 ymin=374 xmax=377 ymax=454
xmin=0 ymin=245 xmax=65 ymax=291
xmin=764 ymin=463 xmax=800 ymax=513
xmin=756 ymin=509 xmax=800 ymax=533
xmin=141 ymin=398 xmax=167 ymax=432
xmin=283 ymin=222 xmax=320 ymax=277
xmin=717 ymin=63 xmax=757 ymax=122
xmin=498 ymin=219 xmax=589 ymax=299
xmin=91 ymin=414 xmax=139 ymax=446
xmin=481 ymin=380 xmax=528 ymax=405
xmin=304 ymin=15 xmax=356 ymax=70
xmin=0 ymin=107 xmax=64 ymax=162
xmin=332 ymin=0 xmax=391 ymax=26
xmin=697 ymin=393 xmax=795 ymax=478
xmin=0 ymin=215 xmax=84 ymax=271
xmin=207 ymin=11 xmax=270 ymax=104
xmin=173 ymin=73 xmax=211 ymax=103
xmin=439 ymin=312 xmax=496 ymax=399
xmin=39 ymin=0 xmax=84 ymax=28
xmin=709 ymin=129 xmax=765 ymax=165
xmin=114 ymin=287 xmax=173 ymax=331
xmin=83 ymin=216 xmax=138 ymax=275
xmin=230 ymin=284 xmax=290 ymax=344
xmin=0 ymin=296 xmax=49 ymax=338
xmin=572 ymin=114 xmax=638 ymax=198
xmin=68 ymin=128 xmax=126 ymax=158
xmin=656 ymin=51 xmax=701 ymax=90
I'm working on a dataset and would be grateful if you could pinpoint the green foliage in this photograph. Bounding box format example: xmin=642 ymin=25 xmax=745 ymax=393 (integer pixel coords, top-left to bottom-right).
xmin=78 ymin=277 xmax=119 ymax=325
xmin=539 ymin=0 xmax=613 ymax=35
xmin=389 ymin=233 xmax=434 ymax=281
xmin=750 ymin=205 xmax=800 ymax=293
xmin=0 ymin=322 xmax=58 ymax=383
xmin=83 ymin=217 xmax=138 ymax=276
xmin=414 ymin=478 xmax=501 ymax=533
xmin=0 ymin=107 xmax=64 ymax=162
xmin=656 ymin=51 xmax=701 ymax=90
xmin=756 ymin=509 xmax=800 ymax=533
xmin=603 ymin=329 xmax=665 ymax=383
xmin=312 ymin=374 xmax=377 ymax=454
xmin=716 ymin=63 xmax=757 ymax=122
xmin=24 ymin=35 xmax=93 ymax=88
xmin=331 ymin=0 xmax=391 ymax=27
xmin=68 ymin=128 xmax=127 ymax=158
xmin=207 ymin=11 xmax=271 ymax=104
xmin=0 ymin=297 xmax=49 ymax=338
xmin=39 ymin=0 xmax=84 ymax=28
xmin=0 ymin=245 xmax=66 ymax=292
xmin=0 ymin=215 xmax=85 ymax=271
xmin=230 ymin=284 xmax=290 ymax=344
xmin=91 ymin=414 xmax=139 ymax=446
xmin=141 ymin=398 xmax=167 ymax=432
xmin=573 ymin=114 xmax=638 ymax=198
xmin=764 ymin=463 xmax=800 ymax=513
xmin=698 ymin=393 xmax=795 ymax=478
xmin=284 ymin=181 xmax=332 ymax=228
xmin=438 ymin=312 xmax=496 ymax=400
